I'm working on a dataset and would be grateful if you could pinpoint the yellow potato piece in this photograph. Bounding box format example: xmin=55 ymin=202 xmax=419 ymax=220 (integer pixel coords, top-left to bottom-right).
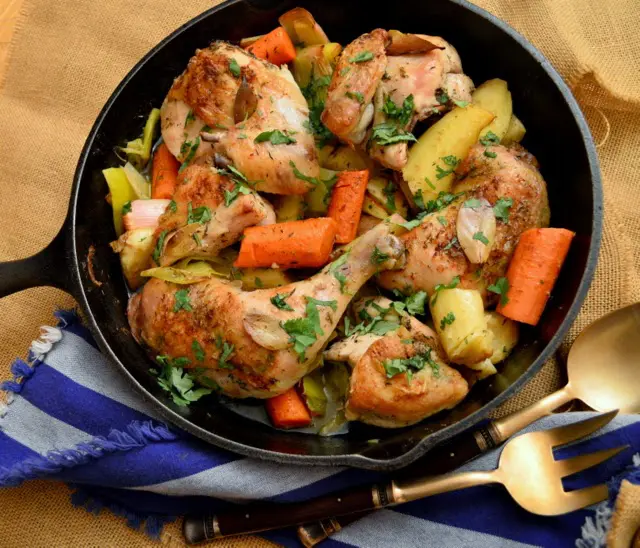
xmin=305 ymin=167 xmax=338 ymax=216
xmin=485 ymin=311 xmax=519 ymax=364
xmin=501 ymin=114 xmax=526 ymax=145
xmin=472 ymin=78 xmax=513 ymax=141
xmin=402 ymin=104 xmax=494 ymax=204
xmin=320 ymin=144 xmax=372 ymax=171
xmin=274 ymin=195 xmax=305 ymax=222
xmin=429 ymin=288 xmax=493 ymax=366
xmin=362 ymin=194 xmax=389 ymax=220
xmin=238 ymin=268 xmax=294 ymax=290
xmin=366 ymin=177 xmax=409 ymax=217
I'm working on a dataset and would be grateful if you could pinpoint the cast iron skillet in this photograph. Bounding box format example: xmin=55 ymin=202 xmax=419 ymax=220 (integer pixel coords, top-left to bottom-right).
xmin=0 ymin=0 xmax=602 ymax=470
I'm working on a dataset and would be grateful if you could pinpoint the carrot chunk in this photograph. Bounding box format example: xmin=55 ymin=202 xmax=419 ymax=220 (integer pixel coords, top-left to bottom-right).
xmin=234 ymin=218 xmax=337 ymax=269
xmin=265 ymin=388 xmax=312 ymax=429
xmin=497 ymin=228 xmax=575 ymax=325
xmin=327 ymin=170 xmax=370 ymax=244
xmin=151 ymin=143 xmax=180 ymax=199
xmin=247 ymin=27 xmax=296 ymax=65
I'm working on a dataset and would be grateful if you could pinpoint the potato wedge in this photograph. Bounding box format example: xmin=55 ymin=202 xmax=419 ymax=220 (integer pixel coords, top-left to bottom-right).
xmin=485 ymin=311 xmax=519 ymax=364
xmin=305 ymin=167 xmax=338 ymax=216
xmin=323 ymin=43 xmax=343 ymax=66
xmin=471 ymin=79 xmax=513 ymax=141
xmin=237 ymin=268 xmax=294 ymax=290
xmin=402 ymin=105 xmax=494 ymax=204
xmin=501 ymin=114 xmax=526 ymax=145
xmin=466 ymin=358 xmax=498 ymax=381
xmin=366 ymin=177 xmax=409 ymax=217
xmin=111 ymin=227 xmax=155 ymax=289
xmin=429 ymin=288 xmax=493 ymax=366
xmin=319 ymin=144 xmax=372 ymax=171
xmin=362 ymin=195 xmax=389 ymax=220
xmin=292 ymin=46 xmax=332 ymax=89
xmin=274 ymin=195 xmax=305 ymax=222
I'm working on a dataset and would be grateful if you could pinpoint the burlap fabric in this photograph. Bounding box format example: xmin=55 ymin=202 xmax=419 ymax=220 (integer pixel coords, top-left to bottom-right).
xmin=0 ymin=0 xmax=638 ymax=546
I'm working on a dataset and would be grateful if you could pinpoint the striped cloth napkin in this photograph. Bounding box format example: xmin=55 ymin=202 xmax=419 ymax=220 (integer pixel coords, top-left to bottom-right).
xmin=1 ymin=311 xmax=638 ymax=547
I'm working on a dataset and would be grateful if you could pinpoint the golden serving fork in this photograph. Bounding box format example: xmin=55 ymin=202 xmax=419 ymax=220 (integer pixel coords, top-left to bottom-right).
xmin=184 ymin=411 xmax=627 ymax=543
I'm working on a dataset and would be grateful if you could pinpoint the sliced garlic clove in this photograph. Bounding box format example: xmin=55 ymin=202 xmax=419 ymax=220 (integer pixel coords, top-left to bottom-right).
xmin=456 ymin=197 xmax=496 ymax=264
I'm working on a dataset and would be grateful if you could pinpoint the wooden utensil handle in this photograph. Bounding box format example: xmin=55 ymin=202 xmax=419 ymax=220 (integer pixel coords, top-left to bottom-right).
xmin=183 ymin=483 xmax=391 ymax=543
xmin=297 ymin=423 xmax=499 ymax=546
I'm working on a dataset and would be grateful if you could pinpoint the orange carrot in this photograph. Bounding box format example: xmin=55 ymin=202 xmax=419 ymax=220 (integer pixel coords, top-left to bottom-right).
xmin=151 ymin=143 xmax=180 ymax=199
xmin=265 ymin=388 xmax=312 ymax=429
xmin=247 ymin=27 xmax=296 ymax=65
xmin=327 ymin=170 xmax=370 ymax=244
xmin=497 ymin=228 xmax=575 ymax=325
xmin=234 ymin=218 xmax=337 ymax=269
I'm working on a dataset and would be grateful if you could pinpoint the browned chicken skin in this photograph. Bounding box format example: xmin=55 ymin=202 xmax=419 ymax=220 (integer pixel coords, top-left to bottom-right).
xmin=325 ymin=297 xmax=468 ymax=428
xmin=161 ymin=42 xmax=320 ymax=195
xmin=128 ymin=218 xmax=406 ymax=398
xmin=377 ymin=144 xmax=550 ymax=303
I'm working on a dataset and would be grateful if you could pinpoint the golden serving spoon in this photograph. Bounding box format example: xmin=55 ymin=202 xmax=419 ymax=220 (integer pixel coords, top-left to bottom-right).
xmin=486 ymin=302 xmax=640 ymax=445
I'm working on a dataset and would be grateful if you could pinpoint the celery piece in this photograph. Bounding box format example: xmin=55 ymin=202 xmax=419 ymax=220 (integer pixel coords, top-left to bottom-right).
xmin=123 ymin=162 xmax=151 ymax=199
xmin=103 ymin=167 xmax=136 ymax=236
xmin=119 ymin=108 xmax=161 ymax=166
xmin=302 ymin=372 xmax=328 ymax=416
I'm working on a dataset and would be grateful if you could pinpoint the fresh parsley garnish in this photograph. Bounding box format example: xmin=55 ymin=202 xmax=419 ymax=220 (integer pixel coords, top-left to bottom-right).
xmin=152 ymin=355 xmax=212 ymax=406
xmin=443 ymin=237 xmax=459 ymax=251
xmin=370 ymin=123 xmax=417 ymax=146
xmin=383 ymin=348 xmax=440 ymax=382
xmin=488 ymin=277 xmax=510 ymax=306
xmin=345 ymin=91 xmax=365 ymax=104
xmin=453 ymin=99 xmax=469 ymax=108
xmin=371 ymin=246 xmax=390 ymax=265
xmin=349 ymin=51 xmax=374 ymax=63
xmin=254 ymin=277 xmax=263 ymax=288
xmin=186 ymin=202 xmax=212 ymax=225
xmin=340 ymin=67 xmax=351 ymax=76
xmin=329 ymin=253 xmax=349 ymax=294
xmin=400 ymin=191 xmax=463 ymax=231
xmin=440 ymin=312 xmax=456 ymax=330
xmin=435 ymin=89 xmax=449 ymax=105
xmin=473 ymin=231 xmax=489 ymax=245
xmin=383 ymin=181 xmax=397 ymax=212
xmin=193 ymin=233 xmax=202 ymax=247
xmin=168 ymin=199 xmax=177 ymax=213
xmin=254 ymin=129 xmax=296 ymax=145
xmin=464 ymin=198 xmax=482 ymax=209
xmin=484 ymin=149 xmax=497 ymax=158
xmin=306 ymin=296 xmax=337 ymax=311
xmin=270 ymin=290 xmax=294 ymax=311
xmin=493 ymin=197 xmax=513 ymax=223
xmin=192 ymin=339 xmax=205 ymax=362
xmin=431 ymin=276 xmax=461 ymax=305
xmin=217 ymin=165 xmax=256 ymax=206
xmin=382 ymin=94 xmax=415 ymax=126
xmin=480 ymin=131 xmax=500 ymax=146
xmin=425 ymin=177 xmax=436 ymax=190
xmin=179 ymin=137 xmax=200 ymax=173
xmin=122 ymin=201 xmax=132 ymax=215
xmin=185 ymin=109 xmax=196 ymax=126
xmin=218 ymin=341 xmax=235 ymax=369
xmin=437 ymin=215 xmax=447 ymax=226
xmin=281 ymin=296 xmax=336 ymax=360
xmin=344 ymin=315 xmax=399 ymax=337
xmin=228 ymin=58 xmax=241 ymax=77
xmin=152 ymin=230 xmax=168 ymax=265
xmin=389 ymin=290 xmax=428 ymax=316
xmin=301 ymin=72 xmax=334 ymax=146
xmin=174 ymin=289 xmax=193 ymax=312
xmin=435 ymin=155 xmax=460 ymax=179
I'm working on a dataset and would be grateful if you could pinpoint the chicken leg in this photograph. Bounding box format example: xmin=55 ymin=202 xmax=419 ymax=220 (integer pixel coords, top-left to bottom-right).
xmin=128 ymin=217 xmax=406 ymax=399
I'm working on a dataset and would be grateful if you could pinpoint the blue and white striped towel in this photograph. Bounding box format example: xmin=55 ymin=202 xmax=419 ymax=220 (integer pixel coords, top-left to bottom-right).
xmin=1 ymin=310 xmax=638 ymax=547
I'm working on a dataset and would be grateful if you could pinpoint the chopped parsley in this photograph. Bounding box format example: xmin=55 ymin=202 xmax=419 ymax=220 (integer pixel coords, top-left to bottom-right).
xmin=453 ymin=99 xmax=469 ymax=108
xmin=228 ymin=58 xmax=241 ymax=77
xmin=254 ymin=277 xmax=263 ymax=288
xmin=440 ymin=312 xmax=456 ymax=330
xmin=168 ymin=199 xmax=177 ymax=213
xmin=340 ymin=66 xmax=351 ymax=76
xmin=390 ymin=290 xmax=428 ymax=316
xmin=122 ymin=201 xmax=132 ymax=215
xmin=443 ymin=236 xmax=459 ymax=251
xmin=192 ymin=339 xmax=205 ymax=362
xmin=152 ymin=230 xmax=168 ymax=265
xmin=254 ymin=129 xmax=296 ymax=145
xmin=493 ymin=197 xmax=513 ymax=223
xmin=290 ymin=160 xmax=339 ymax=203
xmin=484 ymin=150 xmax=497 ymax=158
xmin=185 ymin=109 xmax=196 ymax=126
xmin=383 ymin=348 xmax=440 ymax=382
xmin=192 ymin=233 xmax=202 ymax=247
xmin=435 ymin=89 xmax=449 ymax=105
xmin=173 ymin=289 xmax=192 ymax=313
xmin=217 ymin=165 xmax=256 ymax=206
xmin=400 ymin=191 xmax=463 ymax=230
xmin=349 ymin=51 xmax=374 ymax=63
xmin=424 ymin=177 xmax=436 ymax=190
xmin=281 ymin=296 xmax=336 ymax=360
xmin=345 ymin=91 xmax=365 ymax=104
xmin=488 ymin=277 xmax=510 ymax=306
xmin=435 ymin=155 xmax=460 ymax=179
xmin=370 ymin=122 xmax=417 ymax=146
xmin=371 ymin=246 xmax=390 ymax=265
xmin=217 ymin=340 xmax=235 ymax=369
xmin=437 ymin=216 xmax=448 ymax=226
xmin=464 ymin=198 xmax=482 ymax=209
xmin=270 ymin=290 xmax=294 ymax=311
xmin=480 ymin=131 xmax=500 ymax=146
xmin=431 ymin=276 xmax=461 ymax=305
xmin=414 ymin=189 xmax=426 ymax=211
xmin=329 ymin=253 xmax=349 ymax=294
xmin=179 ymin=137 xmax=201 ymax=173
xmin=301 ymin=73 xmax=334 ymax=146
xmin=473 ymin=231 xmax=489 ymax=245
xmin=186 ymin=202 xmax=212 ymax=225
xmin=344 ymin=315 xmax=399 ymax=337
xmin=382 ymin=94 xmax=414 ymax=126
xmin=152 ymin=355 xmax=212 ymax=406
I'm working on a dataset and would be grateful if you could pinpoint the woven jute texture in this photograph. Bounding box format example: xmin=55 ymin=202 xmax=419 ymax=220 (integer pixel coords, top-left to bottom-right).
xmin=0 ymin=0 xmax=638 ymax=546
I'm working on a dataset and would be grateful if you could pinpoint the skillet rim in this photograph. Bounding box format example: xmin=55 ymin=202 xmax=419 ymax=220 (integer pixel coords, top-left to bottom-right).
xmin=66 ymin=0 xmax=603 ymax=470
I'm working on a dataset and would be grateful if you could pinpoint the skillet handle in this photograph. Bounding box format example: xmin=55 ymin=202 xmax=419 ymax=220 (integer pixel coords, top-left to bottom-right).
xmin=0 ymin=224 xmax=74 ymax=298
